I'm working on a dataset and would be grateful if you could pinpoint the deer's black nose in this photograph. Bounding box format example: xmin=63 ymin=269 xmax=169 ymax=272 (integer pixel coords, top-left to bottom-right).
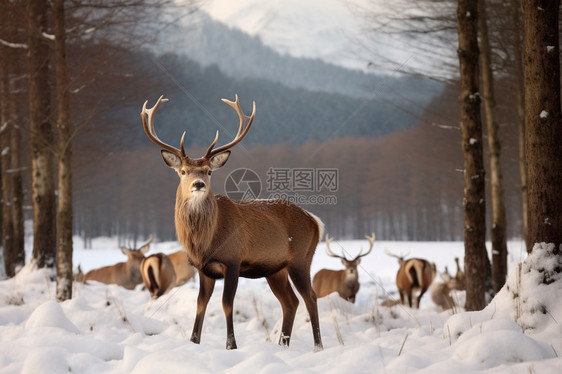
xmin=193 ymin=181 xmax=206 ymax=190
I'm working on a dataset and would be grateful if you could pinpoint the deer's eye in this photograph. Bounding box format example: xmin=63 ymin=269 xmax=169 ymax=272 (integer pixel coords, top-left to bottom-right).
xmin=181 ymin=170 xmax=186 ymax=175
xmin=208 ymin=171 xmax=212 ymax=176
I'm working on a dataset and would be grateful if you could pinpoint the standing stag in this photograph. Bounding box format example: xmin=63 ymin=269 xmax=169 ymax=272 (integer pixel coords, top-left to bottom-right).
xmin=141 ymin=250 xmax=196 ymax=299
xmin=80 ymin=236 xmax=152 ymax=290
xmin=312 ymin=233 xmax=375 ymax=303
xmin=385 ymin=249 xmax=436 ymax=308
xmin=141 ymin=95 xmax=324 ymax=350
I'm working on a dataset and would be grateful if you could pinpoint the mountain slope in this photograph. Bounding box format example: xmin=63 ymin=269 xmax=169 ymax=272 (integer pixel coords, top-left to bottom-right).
xmin=158 ymin=12 xmax=443 ymax=104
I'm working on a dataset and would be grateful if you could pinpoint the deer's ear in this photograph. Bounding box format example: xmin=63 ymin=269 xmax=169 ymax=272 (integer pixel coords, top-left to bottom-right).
xmin=121 ymin=247 xmax=130 ymax=256
xmin=139 ymin=243 xmax=150 ymax=254
xmin=209 ymin=151 xmax=231 ymax=170
xmin=161 ymin=150 xmax=181 ymax=170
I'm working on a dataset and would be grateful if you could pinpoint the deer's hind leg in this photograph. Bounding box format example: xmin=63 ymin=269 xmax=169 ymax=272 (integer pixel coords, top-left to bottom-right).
xmin=266 ymin=268 xmax=299 ymax=347
xmin=289 ymin=265 xmax=323 ymax=351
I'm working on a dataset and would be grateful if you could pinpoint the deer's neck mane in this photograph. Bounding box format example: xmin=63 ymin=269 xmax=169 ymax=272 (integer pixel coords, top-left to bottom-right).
xmin=175 ymin=192 xmax=218 ymax=261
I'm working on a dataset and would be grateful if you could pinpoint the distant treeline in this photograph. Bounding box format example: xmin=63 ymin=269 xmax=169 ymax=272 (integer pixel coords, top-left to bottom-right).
xmin=73 ymin=80 xmax=525 ymax=246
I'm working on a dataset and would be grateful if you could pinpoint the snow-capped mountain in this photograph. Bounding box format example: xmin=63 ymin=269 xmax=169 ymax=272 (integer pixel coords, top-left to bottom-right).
xmin=203 ymin=0 xmax=368 ymax=71
xmin=201 ymin=0 xmax=453 ymax=79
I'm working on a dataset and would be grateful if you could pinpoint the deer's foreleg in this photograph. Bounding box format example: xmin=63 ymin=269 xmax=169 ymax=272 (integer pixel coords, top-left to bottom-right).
xmin=222 ymin=264 xmax=240 ymax=350
xmin=191 ymin=273 xmax=215 ymax=344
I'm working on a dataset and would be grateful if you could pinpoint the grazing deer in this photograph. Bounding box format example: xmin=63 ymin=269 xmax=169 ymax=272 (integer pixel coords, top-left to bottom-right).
xmin=141 ymin=250 xmax=197 ymax=299
xmin=385 ymin=249 xmax=436 ymax=308
xmin=431 ymin=266 xmax=466 ymax=310
xmin=312 ymin=233 xmax=375 ymax=303
xmin=82 ymin=236 xmax=152 ymax=290
xmin=454 ymin=257 xmax=465 ymax=288
xmin=141 ymin=95 xmax=324 ymax=350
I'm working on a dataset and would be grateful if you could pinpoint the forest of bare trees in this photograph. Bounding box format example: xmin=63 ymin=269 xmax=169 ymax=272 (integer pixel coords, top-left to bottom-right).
xmin=0 ymin=0 xmax=198 ymax=298
xmin=0 ymin=0 xmax=561 ymax=312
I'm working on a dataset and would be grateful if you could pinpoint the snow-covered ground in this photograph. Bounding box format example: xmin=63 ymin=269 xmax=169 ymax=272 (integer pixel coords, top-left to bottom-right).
xmin=1 ymin=236 xmax=560 ymax=373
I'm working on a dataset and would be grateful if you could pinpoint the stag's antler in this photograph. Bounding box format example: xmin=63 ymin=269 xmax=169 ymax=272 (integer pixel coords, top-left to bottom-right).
xmin=141 ymin=96 xmax=187 ymax=158
xmin=384 ymin=248 xmax=410 ymax=264
xmin=324 ymin=235 xmax=348 ymax=260
xmin=203 ymin=94 xmax=256 ymax=159
xmin=352 ymin=232 xmax=376 ymax=261
xmin=142 ymin=94 xmax=256 ymax=160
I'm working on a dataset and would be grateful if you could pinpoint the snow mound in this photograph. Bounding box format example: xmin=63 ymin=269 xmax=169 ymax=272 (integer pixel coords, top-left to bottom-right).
xmin=21 ymin=347 xmax=68 ymax=374
xmin=510 ymin=243 xmax=562 ymax=332
xmin=453 ymin=319 xmax=554 ymax=367
xmin=443 ymin=243 xmax=561 ymax=369
xmin=446 ymin=243 xmax=562 ymax=339
xmin=25 ymin=300 xmax=80 ymax=333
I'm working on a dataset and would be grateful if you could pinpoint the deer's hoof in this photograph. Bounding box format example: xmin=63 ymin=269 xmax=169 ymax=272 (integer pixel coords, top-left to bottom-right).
xmin=226 ymin=337 xmax=237 ymax=350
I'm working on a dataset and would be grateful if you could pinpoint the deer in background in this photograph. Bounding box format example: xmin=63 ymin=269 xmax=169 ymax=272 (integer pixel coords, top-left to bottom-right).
xmin=431 ymin=258 xmax=466 ymax=310
xmin=80 ymin=236 xmax=153 ymax=290
xmin=141 ymin=95 xmax=324 ymax=350
xmin=454 ymin=257 xmax=465 ymax=288
xmin=385 ymin=249 xmax=436 ymax=308
xmin=141 ymin=250 xmax=197 ymax=299
xmin=312 ymin=233 xmax=375 ymax=303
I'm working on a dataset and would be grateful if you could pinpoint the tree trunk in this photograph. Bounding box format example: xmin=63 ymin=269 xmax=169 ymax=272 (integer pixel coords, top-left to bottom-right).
xmin=1 ymin=0 xmax=26 ymax=277
xmin=456 ymin=0 xmax=488 ymax=311
xmin=478 ymin=0 xmax=507 ymax=293
xmin=522 ymin=0 xmax=562 ymax=252
xmin=54 ymin=0 xmax=73 ymax=301
xmin=512 ymin=0 xmax=527 ymax=250
xmin=26 ymin=0 xmax=56 ymax=269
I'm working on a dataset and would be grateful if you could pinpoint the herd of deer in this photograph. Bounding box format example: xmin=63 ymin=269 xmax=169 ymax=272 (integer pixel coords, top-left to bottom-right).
xmin=74 ymin=95 xmax=466 ymax=351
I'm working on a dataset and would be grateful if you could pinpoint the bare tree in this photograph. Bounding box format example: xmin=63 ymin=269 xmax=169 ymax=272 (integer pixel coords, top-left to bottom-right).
xmin=511 ymin=0 xmax=528 ymax=249
xmin=456 ymin=0 xmax=487 ymax=310
xmin=1 ymin=0 xmax=26 ymax=276
xmin=523 ymin=0 xmax=562 ymax=252
xmin=54 ymin=0 xmax=73 ymax=300
xmin=478 ymin=0 xmax=507 ymax=293
xmin=26 ymin=0 xmax=57 ymax=269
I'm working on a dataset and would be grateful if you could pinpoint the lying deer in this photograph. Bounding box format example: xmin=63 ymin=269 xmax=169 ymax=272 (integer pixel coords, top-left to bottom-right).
xmin=312 ymin=233 xmax=375 ymax=303
xmin=141 ymin=250 xmax=197 ymax=299
xmin=141 ymin=95 xmax=324 ymax=350
xmin=81 ymin=236 xmax=152 ymax=290
xmin=385 ymin=249 xmax=436 ymax=308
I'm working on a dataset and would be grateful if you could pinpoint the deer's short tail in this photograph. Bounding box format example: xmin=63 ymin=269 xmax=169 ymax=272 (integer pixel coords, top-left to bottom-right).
xmin=142 ymin=255 xmax=161 ymax=294
xmin=305 ymin=210 xmax=325 ymax=243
